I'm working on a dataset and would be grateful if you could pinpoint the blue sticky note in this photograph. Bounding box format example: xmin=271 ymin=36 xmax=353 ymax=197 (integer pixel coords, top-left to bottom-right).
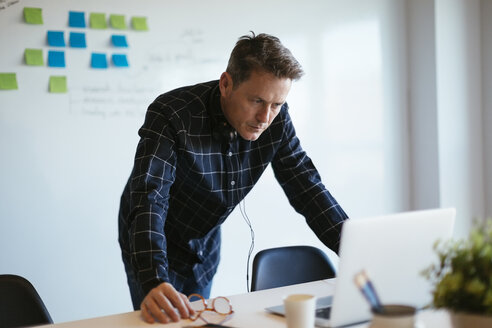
xmin=91 ymin=53 xmax=108 ymax=69
xmin=70 ymin=32 xmax=87 ymax=48
xmin=48 ymin=51 xmax=66 ymax=67
xmin=69 ymin=11 xmax=86 ymax=28
xmin=112 ymin=54 xmax=129 ymax=67
xmin=111 ymin=34 xmax=128 ymax=47
xmin=47 ymin=31 xmax=65 ymax=47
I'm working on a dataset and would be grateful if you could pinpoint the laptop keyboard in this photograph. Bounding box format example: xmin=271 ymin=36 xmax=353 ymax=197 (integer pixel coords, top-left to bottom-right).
xmin=315 ymin=306 xmax=332 ymax=319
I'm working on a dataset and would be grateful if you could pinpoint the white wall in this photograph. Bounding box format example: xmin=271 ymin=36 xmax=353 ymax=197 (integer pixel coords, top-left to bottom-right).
xmin=435 ymin=0 xmax=485 ymax=236
xmin=406 ymin=0 xmax=489 ymax=237
xmin=482 ymin=0 xmax=492 ymax=217
xmin=406 ymin=0 xmax=441 ymax=210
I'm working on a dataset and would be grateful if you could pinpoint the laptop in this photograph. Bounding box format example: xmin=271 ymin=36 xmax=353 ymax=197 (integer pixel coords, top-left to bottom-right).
xmin=265 ymin=208 xmax=456 ymax=327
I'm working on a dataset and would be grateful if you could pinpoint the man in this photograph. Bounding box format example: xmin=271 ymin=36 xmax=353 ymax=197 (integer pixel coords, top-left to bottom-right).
xmin=118 ymin=32 xmax=348 ymax=323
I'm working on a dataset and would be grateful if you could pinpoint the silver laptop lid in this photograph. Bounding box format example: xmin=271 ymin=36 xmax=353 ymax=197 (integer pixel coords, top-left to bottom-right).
xmin=329 ymin=208 xmax=455 ymax=327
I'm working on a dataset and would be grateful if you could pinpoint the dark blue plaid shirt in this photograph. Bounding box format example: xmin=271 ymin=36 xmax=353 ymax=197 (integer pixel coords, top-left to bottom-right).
xmin=118 ymin=80 xmax=348 ymax=295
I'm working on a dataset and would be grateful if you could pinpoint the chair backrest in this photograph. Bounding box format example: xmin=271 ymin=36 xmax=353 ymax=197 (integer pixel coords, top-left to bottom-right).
xmin=0 ymin=274 xmax=53 ymax=328
xmin=250 ymin=245 xmax=336 ymax=292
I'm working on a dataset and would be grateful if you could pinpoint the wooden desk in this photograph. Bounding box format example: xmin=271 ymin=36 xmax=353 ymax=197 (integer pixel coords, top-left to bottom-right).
xmin=45 ymin=279 xmax=452 ymax=327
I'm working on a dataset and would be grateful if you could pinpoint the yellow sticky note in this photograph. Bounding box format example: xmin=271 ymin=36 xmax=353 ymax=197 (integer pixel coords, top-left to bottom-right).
xmin=131 ymin=16 xmax=148 ymax=31
xmin=110 ymin=14 xmax=126 ymax=29
xmin=90 ymin=13 xmax=107 ymax=29
xmin=0 ymin=73 xmax=19 ymax=90
xmin=49 ymin=76 xmax=67 ymax=93
xmin=25 ymin=49 xmax=44 ymax=66
xmin=24 ymin=7 xmax=43 ymax=24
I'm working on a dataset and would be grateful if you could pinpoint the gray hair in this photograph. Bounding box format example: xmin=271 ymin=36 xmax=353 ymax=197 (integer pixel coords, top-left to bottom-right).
xmin=226 ymin=32 xmax=304 ymax=88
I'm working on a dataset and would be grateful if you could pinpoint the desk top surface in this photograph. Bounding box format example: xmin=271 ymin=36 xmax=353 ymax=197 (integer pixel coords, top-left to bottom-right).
xmin=44 ymin=279 xmax=452 ymax=328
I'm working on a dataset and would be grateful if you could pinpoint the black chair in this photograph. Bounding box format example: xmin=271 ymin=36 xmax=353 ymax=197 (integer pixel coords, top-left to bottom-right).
xmin=250 ymin=245 xmax=336 ymax=292
xmin=0 ymin=274 xmax=53 ymax=328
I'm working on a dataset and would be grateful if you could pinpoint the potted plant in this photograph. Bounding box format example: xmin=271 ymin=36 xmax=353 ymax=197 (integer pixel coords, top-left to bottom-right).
xmin=423 ymin=219 xmax=492 ymax=327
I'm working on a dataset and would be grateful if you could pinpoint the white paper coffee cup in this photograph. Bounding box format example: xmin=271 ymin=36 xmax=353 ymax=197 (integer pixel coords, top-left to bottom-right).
xmin=283 ymin=294 xmax=316 ymax=328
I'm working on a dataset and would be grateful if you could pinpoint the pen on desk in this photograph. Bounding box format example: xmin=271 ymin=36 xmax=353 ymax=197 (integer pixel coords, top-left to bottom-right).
xmin=354 ymin=270 xmax=384 ymax=314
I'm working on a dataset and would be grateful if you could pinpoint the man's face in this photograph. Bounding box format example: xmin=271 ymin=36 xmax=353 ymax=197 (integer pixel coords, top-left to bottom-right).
xmin=219 ymin=70 xmax=292 ymax=141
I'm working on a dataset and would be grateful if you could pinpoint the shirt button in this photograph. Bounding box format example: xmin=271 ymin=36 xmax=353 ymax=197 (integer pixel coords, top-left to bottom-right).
xmin=228 ymin=151 xmax=233 ymax=157
xmin=230 ymin=181 xmax=235 ymax=186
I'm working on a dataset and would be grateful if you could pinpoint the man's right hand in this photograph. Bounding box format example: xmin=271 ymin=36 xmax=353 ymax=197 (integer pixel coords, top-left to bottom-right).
xmin=140 ymin=282 xmax=195 ymax=324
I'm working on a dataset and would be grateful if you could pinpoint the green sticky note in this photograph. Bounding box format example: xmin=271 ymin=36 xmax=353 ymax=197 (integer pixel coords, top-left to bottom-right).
xmin=25 ymin=49 xmax=44 ymax=66
xmin=49 ymin=76 xmax=67 ymax=93
xmin=131 ymin=16 xmax=148 ymax=31
xmin=90 ymin=13 xmax=107 ymax=29
xmin=110 ymin=14 xmax=126 ymax=29
xmin=0 ymin=73 xmax=18 ymax=90
xmin=24 ymin=7 xmax=43 ymax=24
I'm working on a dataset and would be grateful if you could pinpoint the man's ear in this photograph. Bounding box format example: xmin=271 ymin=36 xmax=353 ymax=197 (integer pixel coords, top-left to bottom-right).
xmin=219 ymin=72 xmax=233 ymax=96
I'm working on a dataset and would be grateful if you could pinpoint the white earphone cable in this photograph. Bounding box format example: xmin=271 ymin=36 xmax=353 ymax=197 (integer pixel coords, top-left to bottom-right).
xmin=238 ymin=196 xmax=255 ymax=292
xmin=235 ymin=152 xmax=255 ymax=293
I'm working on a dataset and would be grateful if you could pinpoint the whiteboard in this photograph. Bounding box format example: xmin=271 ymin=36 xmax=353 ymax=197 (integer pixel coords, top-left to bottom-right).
xmin=0 ymin=0 xmax=408 ymax=322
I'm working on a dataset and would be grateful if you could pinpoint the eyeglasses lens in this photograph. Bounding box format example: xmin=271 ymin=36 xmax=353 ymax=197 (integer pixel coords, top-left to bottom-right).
xmin=189 ymin=298 xmax=205 ymax=312
xmin=214 ymin=297 xmax=231 ymax=314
